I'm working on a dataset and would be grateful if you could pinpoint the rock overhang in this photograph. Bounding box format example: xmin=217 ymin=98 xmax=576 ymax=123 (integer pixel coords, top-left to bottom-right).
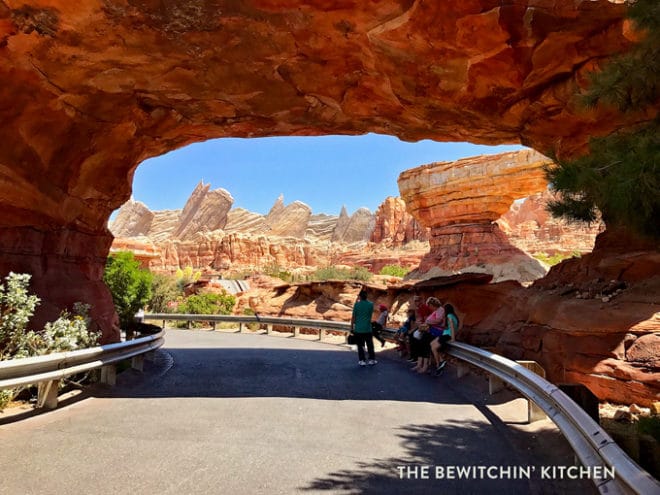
xmin=0 ymin=0 xmax=651 ymax=339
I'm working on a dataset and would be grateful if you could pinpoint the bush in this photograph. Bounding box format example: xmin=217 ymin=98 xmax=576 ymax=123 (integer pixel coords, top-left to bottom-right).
xmin=175 ymin=266 xmax=201 ymax=291
xmin=0 ymin=272 xmax=40 ymax=360
xmin=0 ymin=274 xmax=99 ymax=410
xmin=311 ymin=266 xmax=373 ymax=282
xmin=179 ymin=291 xmax=236 ymax=316
xmin=533 ymin=251 xmax=581 ymax=267
xmin=263 ymin=263 xmax=293 ymax=282
xmin=103 ymin=251 xmax=153 ymax=328
xmin=379 ymin=265 xmax=409 ymax=277
xmin=148 ymin=274 xmax=181 ymax=313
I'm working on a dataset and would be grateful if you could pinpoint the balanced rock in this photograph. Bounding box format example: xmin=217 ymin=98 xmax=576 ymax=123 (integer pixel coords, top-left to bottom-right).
xmin=398 ymin=149 xmax=550 ymax=281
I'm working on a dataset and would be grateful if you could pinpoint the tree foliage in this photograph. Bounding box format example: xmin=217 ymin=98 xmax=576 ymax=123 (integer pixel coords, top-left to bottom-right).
xmin=103 ymin=252 xmax=153 ymax=328
xmin=545 ymin=0 xmax=659 ymax=238
xmin=148 ymin=273 xmax=182 ymax=313
xmin=179 ymin=292 xmax=236 ymax=315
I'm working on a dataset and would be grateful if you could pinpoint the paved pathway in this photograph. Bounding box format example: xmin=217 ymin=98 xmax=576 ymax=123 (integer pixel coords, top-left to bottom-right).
xmin=0 ymin=330 xmax=596 ymax=494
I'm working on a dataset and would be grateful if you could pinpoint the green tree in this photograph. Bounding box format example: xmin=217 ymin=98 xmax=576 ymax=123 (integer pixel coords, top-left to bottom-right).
xmin=149 ymin=273 xmax=182 ymax=313
xmin=103 ymin=252 xmax=153 ymax=328
xmin=545 ymin=0 xmax=659 ymax=238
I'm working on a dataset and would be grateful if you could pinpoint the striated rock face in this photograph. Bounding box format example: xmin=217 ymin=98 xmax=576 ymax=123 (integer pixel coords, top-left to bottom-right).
xmin=110 ymin=199 xmax=154 ymax=238
xmin=370 ymin=197 xmax=429 ymax=247
xmin=399 ymin=150 xmax=551 ymax=281
xmin=264 ymin=196 xmax=312 ymax=239
xmin=172 ymin=182 xmax=233 ymax=239
xmin=148 ymin=210 xmax=181 ymax=242
xmin=332 ymin=207 xmax=375 ymax=244
xmin=497 ymin=189 xmax=605 ymax=255
xmin=0 ymin=0 xmax=647 ymax=340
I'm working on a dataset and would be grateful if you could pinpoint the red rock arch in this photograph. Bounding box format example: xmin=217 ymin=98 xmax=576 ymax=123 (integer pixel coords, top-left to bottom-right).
xmin=0 ymin=1 xmax=643 ymax=340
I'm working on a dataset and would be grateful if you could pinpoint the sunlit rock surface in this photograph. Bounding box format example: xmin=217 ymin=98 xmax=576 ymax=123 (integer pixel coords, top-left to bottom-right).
xmin=398 ymin=149 xmax=550 ymax=281
xmin=0 ymin=0 xmax=647 ymax=342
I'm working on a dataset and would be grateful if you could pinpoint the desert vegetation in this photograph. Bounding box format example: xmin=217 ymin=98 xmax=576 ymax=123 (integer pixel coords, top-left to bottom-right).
xmin=0 ymin=273 xmax=99 ymax=410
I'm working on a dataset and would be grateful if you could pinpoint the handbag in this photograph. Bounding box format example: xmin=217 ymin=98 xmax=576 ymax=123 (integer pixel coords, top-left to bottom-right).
xmin=347 ymin=333 xmax=356 ymax=345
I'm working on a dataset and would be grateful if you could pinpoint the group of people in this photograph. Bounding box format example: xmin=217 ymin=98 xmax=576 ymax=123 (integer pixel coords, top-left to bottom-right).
xmin=349 ymin=290 xmax=459 ymax=374
xmin=396 ymin=295 xmax=459 ymax=375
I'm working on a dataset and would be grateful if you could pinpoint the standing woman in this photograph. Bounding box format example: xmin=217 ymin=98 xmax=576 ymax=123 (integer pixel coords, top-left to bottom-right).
xmin=350 ymin=290 xmax=377 ymax=366
xmin=431 ymin=303 xmax=459 ymax=375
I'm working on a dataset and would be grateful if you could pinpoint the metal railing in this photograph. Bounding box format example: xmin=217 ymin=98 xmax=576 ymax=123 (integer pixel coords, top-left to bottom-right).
xmin=1 ymin=312 xmax=657 ymax=494
xmin=144 ymin=313 xmax=659 ymax=495
xmin=0 ymin=330 xmax=165 ymax=409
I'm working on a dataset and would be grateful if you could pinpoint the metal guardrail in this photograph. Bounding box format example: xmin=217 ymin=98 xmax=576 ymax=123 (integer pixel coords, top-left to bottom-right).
xmin=145 ymin=313 xmax=659 ymax=495
xmin=0 ymin=330 xmax=165 ymax=409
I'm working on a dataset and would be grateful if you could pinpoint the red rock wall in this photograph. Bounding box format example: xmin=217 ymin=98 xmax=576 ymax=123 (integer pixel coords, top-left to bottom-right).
xmin=0 ymin=1 xmax=649 ymax=342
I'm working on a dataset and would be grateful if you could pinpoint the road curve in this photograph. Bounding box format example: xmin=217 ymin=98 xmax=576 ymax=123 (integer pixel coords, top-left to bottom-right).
xmin=0 ymin=330 xmax=596 ymax=495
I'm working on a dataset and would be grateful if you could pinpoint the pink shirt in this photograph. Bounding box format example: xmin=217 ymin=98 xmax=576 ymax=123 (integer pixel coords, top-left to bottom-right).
xmin=425 ymin=307 xmax=445 ymax=327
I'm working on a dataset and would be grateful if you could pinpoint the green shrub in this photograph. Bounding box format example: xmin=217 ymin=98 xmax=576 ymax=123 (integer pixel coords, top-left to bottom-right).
xmin=179 ymin=291 xmax=236 ymax=316
xmin=263 ymin=263 xmax=293 ymax=282
xmin=0 ymin=272 xmax=40 ymax=360
xmin=0 ymin=274 xmax=99 ymax=410
xmin=311 ymin=266 xmax=372 ymax=282
xmin=533 ymin=251 xmax=581 ymax=267
xmin=103 ymin=251 xmax=153 ymax=328
xmin=379 ymin=265 xmax=410 ymax=277
xmin=148 ymin=274 xmax=181 ymax=313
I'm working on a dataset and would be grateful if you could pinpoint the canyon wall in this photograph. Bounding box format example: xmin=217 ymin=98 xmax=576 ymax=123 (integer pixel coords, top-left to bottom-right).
xmin=0 ymin=0 xmax=644 ymax=339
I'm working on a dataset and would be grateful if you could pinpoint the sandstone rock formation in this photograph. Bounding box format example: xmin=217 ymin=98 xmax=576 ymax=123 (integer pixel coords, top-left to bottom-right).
xmin=0 ymin=1 xmax=648 ymax=342
xmin=332 ymin=207 xmax=375 ymax=244
xmin=398 ymin=149 xmax=550 ymax=281
xmin=109 ymin=199 xmax=154 ymax=238
xmin=497 ymin=189 xmax=606 ymax=255
xmin=172 ymin=182 xmax=233 ymax=240
xmin=264 ymin=196 xmax=312 ymax=239
xmin=370 ymin=197 xmax=429 ymax=247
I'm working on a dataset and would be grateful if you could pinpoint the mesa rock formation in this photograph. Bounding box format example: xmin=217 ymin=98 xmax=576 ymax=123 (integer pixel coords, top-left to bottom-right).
xmin=398 ymin=149 xmax=550 ymax=282
xmin=0 ymin=0 xmax=645 ymax=339
xmin=110 ymin=182 xmax=434 ymax=275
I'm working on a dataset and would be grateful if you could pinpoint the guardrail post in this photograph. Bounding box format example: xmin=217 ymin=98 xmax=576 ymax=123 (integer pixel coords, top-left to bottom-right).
xmin=37 ymin=380 xmax=59 ymax=409
xmin=186 ymin=320 xmax=191 ymax=329
xmin=239 ymin=322 xmax=244 ymax=333
xmin=517 ymin=361 xmax=548 ymax=423
xmin=319 ymin=329 xmax=325 ymax=341
xmin=294 ymin=326 xmax=300 ymax=337
xmin=456 ymin=363 xmax=470 ymax=378
xmin=101 ymin=365 xmax=117 ymax=386
xmin=132 ymin=355 xmax=145 ymax=372
xmin=162 ymin=319 xmax=166 ymax=329
xmin=267 ymin=324 xmax=272 ymax=335
xmin=211 ymin=321 xmax=216 ymax=331
xmin=489 ymin=375 xmax=505 ymax=395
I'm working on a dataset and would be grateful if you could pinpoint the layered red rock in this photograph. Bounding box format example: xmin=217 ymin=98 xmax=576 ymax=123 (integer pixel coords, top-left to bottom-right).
xmin=370 ymin=196 xmax=429 ymax=247
xmin=0 ymin=1 xmax=648 ymax=340
xmin=497 ymin=189 xmax=605 ymax=255
xmin=398 ymin=150 xmax=551 ymax=280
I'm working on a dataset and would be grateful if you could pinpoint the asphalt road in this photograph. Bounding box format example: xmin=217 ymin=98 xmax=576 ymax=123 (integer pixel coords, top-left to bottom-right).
xmin=0 ymin=330 xmax=596 ymax=495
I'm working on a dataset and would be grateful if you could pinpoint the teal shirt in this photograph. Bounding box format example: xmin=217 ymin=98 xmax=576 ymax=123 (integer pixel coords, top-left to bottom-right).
xmin=443 ymin=313 xmax=458 ymax=337
xmin=352 ymin=300 xmax=374 ymax=333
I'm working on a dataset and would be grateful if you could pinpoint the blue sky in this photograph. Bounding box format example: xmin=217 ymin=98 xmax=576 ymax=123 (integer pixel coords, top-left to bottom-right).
xmin=128 ymin=134 xmax=524 ymax=216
